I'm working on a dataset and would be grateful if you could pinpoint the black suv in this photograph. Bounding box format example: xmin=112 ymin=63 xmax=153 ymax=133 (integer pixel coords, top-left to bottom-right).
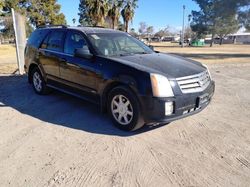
xmin=25 ymin=25 xmax=215 ymax=131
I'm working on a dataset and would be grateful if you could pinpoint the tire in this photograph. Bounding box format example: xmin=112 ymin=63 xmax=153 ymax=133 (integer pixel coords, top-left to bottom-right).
xmin=107 ymin=86 xmax=144 ymax=131
xmin=31 ymin=67 xmax=49 ymax=95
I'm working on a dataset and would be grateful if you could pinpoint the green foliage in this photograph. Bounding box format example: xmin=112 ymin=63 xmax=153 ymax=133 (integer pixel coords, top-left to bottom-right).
xmin=121 ymin=0 xmax=138 ymax=32
xmin=1 ymin=0 xmax=66 ymax=29
xmin=239 ymin=9 xmax=250 ymax=31
xmin=190 ymin=0 xmax=248 ymax=46
xmin=0 ymin=0 xmax=5 ymax=11
xmin=0 ymin=16 xmax=14 ymax=38
xmin=107 ymin=0 xmax=123 ymax=29
xmin=27 ymin=0 xmax=66 ymax=27
xmin=78 ymin=0 xmax=138 ymax=32
xmin=78 ymin=0 xmax=93 ymax=26
xmin=79 ymin=0 xmax=109 ymax=26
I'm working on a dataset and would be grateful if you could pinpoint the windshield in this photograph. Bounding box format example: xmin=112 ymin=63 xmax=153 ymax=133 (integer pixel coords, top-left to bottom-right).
xmin=87 ymin=33 xmax=154 ymax=57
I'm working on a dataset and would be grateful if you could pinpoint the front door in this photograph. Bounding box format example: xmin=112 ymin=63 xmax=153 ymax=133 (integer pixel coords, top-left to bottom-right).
xmin=59 ymin=31 xmax=98 ymax=94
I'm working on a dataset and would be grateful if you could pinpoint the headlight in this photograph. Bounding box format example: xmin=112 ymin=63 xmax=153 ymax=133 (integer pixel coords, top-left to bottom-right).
xmin=150 ymin=73 xmax=174 ymax=97
xmin=203 ymin=64 xmax=212 ymax=80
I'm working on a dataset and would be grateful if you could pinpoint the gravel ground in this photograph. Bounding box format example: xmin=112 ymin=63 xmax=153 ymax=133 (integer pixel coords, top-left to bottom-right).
xmin=0 ymin=63 xmax=250 ymax=187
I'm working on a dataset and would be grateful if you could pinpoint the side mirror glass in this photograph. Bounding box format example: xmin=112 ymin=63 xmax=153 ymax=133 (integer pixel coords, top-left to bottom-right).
xmin=74 ymin=46 xmax=93 ymax=59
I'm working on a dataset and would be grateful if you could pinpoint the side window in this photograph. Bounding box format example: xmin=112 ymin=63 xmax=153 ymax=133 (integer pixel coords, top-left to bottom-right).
xmin=46 ymin=31 xmax=65 ymax=52
xmin=27 ymin=29 xmax=49 ymax=48
xmin=41 ymin=34 xmax=50 ymax=49
xmin=64 ymin=32 xmax=87 ymax=55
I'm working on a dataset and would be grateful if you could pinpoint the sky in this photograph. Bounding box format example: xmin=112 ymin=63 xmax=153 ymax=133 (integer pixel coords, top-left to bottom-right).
xmin=57 ymin=0 xmax=200 ymax=32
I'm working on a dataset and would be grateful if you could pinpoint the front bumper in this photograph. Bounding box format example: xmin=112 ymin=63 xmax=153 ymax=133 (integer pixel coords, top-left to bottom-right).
xmin=140 ymin=81 xmax=215 ymax=123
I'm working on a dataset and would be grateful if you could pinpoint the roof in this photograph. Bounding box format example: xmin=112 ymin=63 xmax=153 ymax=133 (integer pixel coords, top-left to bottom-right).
xmin=70 ymin=26 xmax=123 ymax=34
xmin=38 ymin=25 xmax=123 ymax=34
xmin=230 ymin=33 xmax=250 ymax=36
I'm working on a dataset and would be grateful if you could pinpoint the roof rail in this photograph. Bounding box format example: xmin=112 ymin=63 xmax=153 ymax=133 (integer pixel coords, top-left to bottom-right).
xmin=77 ymin=25 xmax=106 ymax=28
xmin=37 ymin=25 xmax=68 ymax=29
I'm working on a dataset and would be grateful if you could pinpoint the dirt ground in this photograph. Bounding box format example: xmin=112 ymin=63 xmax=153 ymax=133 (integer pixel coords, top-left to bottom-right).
xmin=0 ymin=61 xmax=250 ymax=186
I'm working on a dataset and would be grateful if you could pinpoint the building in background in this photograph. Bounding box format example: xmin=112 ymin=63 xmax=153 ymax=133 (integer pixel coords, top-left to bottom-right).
xmin=228 ymin=33 xmax=250 ymax=44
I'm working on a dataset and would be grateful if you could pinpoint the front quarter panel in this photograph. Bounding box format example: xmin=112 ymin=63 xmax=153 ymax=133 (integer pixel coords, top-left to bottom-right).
xmin=96 ymin=56 xmax=152 ymax=97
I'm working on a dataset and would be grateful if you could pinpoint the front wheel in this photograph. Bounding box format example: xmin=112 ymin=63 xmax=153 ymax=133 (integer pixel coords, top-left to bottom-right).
xmin=108 ymin=86 xmax=144 ymax=131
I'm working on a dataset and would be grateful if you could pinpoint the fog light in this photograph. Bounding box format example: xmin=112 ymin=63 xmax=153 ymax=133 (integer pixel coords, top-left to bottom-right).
xmin=165 ymin=102 xmax=174 ymax=116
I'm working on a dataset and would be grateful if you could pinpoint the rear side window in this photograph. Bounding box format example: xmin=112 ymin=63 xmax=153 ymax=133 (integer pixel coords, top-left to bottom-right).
xmin=64 ymin=32 xmax=87 ymax=55
xmin=27 ymin=29 xmax=49 ymax=48
xmin=46 ymin=31 xmax=65 ymax=52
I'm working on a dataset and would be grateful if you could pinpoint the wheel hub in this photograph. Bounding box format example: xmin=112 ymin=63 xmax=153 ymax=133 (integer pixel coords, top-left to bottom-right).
xmin=111 ymin=94 xmax=133 ymax=125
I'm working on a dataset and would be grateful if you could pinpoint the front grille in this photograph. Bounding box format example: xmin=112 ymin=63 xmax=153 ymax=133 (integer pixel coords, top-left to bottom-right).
xmin=176 ymin=71 xmax=211 ymax=94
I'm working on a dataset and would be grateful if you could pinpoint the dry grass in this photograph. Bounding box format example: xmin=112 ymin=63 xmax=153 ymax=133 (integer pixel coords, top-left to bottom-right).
xmin=0 ymin=45 xmax=18 ymax=74
xmin=0 ymin=43 xmax=249 ymax=74
xmin=152 ymin=42 xmax=250 ymax=64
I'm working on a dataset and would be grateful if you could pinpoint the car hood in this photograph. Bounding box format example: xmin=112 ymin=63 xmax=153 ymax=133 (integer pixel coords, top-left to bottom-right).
xmin=108 ymin=53 xmax=206 ymax=79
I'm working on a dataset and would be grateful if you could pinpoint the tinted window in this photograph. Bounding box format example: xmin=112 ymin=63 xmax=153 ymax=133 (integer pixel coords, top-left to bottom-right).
xmin=27 ymin=29 xmax=49 ymax=48
xmin=46 ymin=31 xmax=65 ymax=52
xmin=64 ymin=32 xmax=87 ymax=55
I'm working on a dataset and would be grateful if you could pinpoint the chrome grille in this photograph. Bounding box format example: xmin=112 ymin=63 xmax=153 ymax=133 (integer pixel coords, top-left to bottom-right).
xmin=176 ymin=71 xmax=211 ymax=94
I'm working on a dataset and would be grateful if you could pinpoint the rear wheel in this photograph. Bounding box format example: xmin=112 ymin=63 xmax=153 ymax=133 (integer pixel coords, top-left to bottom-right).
xmin=31 ymin=67 xmax=49 ymax=95
xmin=108 ymin=86 xmax=144 ymax=131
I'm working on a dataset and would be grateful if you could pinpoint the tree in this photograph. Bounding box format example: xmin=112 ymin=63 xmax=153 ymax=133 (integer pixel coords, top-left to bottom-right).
xmin=0 ymin=0 xmax=27 ymax=39
xmin=107 ymin=0 xmax=123 ymax=29
xmin=0 ymin=16 xmax=14 ymax=39
xmin=191 ymin=0 xmax=238 ymax=47
xmin=138 ymin=22 xmax=147 ymax=36
xmin=146 ymin=26 xmax=154 ymax=36
xmin=215 ymin=16 xmax=239 ymax=44
xmin=79 ymin=0 xmax=109 ymax=27
xmin=117 ymin=20 xmax=124 ymax=31
xmin=2 ymin=0 xmax=27 ymax=14
xmin=1 ymin=0 xmax=66 ymax=28
xmin=154 ymin=26 xmax=171 ymax=38
xmin=27 ymin=0 xmax=66 ymax=27
xmin=238 ymin=9 xmax=250 ymax=31
xmin=72 ymin=18 xmax=76 ymax=25
xmin=0 ymin=0 xmax=5 ymax=12
xmin=78 ymin=0 xmax=93 ymax=26
xmin=191 ymin=0 xmax=250 ymax=46
xmin=184 ymin=26 xmax=194 ymax=41
xmin=129 ymin=28 xmax=138 ymax=37
xmin=121 ymin=0 xmax=138 ymax=32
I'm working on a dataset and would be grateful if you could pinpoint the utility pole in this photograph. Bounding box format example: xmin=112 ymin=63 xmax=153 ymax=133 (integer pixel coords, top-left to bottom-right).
xmin=181 ymin=5 xmax=185 ymax=48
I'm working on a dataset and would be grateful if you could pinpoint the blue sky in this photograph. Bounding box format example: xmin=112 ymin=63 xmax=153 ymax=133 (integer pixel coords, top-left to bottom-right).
xmin=58 ymin=0 xmax=200 ymax=32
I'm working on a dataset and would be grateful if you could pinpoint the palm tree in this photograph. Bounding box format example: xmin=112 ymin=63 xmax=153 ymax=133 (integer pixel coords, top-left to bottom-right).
xmin=107 ymin=0 xmax=123 ymax=29
xmin=72 ymin=18 xmax=76 ymax=25
xmin=121 ymin=0 xmax=138 ymax=32
xmin=87 ymin=0 xmax=109 ymax=26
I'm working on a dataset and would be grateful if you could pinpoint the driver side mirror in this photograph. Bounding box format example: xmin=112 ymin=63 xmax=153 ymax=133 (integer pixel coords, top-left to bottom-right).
xmin=74 ymin=46 xmax=93 ymax=59
xmin=149 ymin=45 xmax=154 ymax=50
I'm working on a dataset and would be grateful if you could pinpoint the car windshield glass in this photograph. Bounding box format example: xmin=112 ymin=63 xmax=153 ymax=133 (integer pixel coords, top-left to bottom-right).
xmin=87 ymin=33 xmax=154 ymax=56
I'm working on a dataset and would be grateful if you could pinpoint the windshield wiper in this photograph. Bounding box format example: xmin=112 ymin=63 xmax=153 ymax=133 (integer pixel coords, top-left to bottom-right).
xmin=133 ymin=52 xmax=149 ymax=55
xmin=119 ymin=53 xmax=135 ymax=56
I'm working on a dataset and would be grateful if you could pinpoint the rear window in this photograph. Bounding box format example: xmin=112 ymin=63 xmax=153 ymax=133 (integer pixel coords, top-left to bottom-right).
xmin=27 ymin=29 xmax=50 ymax=48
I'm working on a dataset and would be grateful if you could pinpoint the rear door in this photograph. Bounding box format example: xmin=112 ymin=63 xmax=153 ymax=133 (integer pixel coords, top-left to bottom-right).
xmin=39 ymin=29 xmax=65 ymax=79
